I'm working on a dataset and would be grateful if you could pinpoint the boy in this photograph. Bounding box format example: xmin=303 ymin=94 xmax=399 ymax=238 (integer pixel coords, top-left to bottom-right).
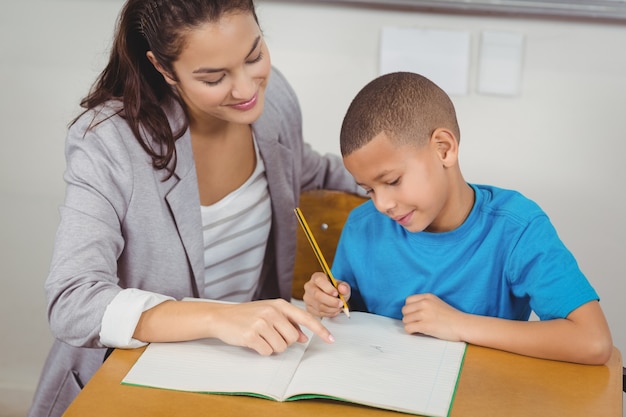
xmin=303 ymin=72 xmax=612 ymax=365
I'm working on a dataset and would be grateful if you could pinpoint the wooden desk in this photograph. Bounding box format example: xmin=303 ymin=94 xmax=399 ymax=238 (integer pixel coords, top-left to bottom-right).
xmin=63 ymin=345 xmax=623 ymax=417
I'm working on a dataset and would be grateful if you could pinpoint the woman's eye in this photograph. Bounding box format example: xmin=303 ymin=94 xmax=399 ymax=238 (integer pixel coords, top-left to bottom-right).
xmin=247 ymin=51 xmax=264 ymax=64
xmin=202 ymin=76 xmax=225 ymax=86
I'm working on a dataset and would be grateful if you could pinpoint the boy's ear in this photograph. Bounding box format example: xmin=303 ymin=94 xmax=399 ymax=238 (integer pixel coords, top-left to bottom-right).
xmin=146 ymin=51 xmax=177 ymax=86
xmin=430 ymin=128 xmax=459 ymax=168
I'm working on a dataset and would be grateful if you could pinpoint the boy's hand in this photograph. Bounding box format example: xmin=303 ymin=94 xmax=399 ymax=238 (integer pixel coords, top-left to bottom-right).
xmin=401 ymin=293 xmax=466 ymax=342
xmin=303 ymin=272 xmax=351 ymax=318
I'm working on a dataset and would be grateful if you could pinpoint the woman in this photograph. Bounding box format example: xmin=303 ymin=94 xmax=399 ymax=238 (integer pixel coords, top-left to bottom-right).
xmin=29 ymin=1 xmax=359 ymax=416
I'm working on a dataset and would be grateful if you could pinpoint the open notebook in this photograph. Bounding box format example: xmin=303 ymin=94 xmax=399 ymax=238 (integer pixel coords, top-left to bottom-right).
xmin=122 ymin=310 xmax=466 ymax=417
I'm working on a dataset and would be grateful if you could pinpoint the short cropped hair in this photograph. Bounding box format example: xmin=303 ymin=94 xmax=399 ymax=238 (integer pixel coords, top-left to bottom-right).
xmin=340 ymin=72 xmax=461 ymax=156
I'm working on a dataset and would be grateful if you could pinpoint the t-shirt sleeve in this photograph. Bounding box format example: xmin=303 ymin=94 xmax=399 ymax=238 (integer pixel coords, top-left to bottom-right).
xmin=507 ymin=215 xmax=599 ymax=320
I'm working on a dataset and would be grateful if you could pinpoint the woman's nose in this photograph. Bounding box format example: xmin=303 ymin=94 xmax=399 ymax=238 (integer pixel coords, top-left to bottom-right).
xmin=231 ymin=70 xmax=255 ymax=100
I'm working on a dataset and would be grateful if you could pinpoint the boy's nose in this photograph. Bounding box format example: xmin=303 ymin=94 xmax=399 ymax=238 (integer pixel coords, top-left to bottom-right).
xmin=373 ymin=192 xmax=396 ymax=214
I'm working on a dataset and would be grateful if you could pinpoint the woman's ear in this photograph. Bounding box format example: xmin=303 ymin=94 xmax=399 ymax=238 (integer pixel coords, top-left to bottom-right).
xmin=146 ymin=51 xmax=177 ymax=85
xmin=430 ymin=128 xmax=459 ymax=168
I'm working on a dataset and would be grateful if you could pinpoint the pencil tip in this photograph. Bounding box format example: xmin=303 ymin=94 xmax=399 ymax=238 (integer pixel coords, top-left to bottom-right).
xmin=344 ymin=307 xmax=350 ymax=318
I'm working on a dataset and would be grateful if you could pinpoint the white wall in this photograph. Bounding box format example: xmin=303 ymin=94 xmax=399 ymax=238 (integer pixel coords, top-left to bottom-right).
xmin=1 ymin=0 xmax=624 ymax=413
xmin=1 ymin=1 xmax=126 ymax=414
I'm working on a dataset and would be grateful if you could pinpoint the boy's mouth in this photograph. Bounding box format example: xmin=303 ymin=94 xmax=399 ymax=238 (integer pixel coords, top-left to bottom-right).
xmin=393 ymin=211 xmax=413 ymax=226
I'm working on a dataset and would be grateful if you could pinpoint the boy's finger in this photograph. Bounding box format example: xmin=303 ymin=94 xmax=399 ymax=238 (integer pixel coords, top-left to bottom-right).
xmin=336 ymin=281 xmax=351 ymax=299
xmin=312 ymin=272 xmax=339 ymax=296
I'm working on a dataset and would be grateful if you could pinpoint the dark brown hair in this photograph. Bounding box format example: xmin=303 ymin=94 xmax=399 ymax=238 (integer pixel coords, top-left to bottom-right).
xmin=74 ymin=0 xmax=258 ymax=177
xmin=340 ymin=72 xmax=460 ymax=156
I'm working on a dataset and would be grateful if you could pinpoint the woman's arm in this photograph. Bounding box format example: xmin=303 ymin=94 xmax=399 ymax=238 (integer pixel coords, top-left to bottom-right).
xmin=134 ymin=298 xmax=335 ymax=356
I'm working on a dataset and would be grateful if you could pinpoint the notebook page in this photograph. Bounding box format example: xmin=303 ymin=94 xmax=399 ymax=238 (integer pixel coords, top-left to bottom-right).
xmin=122 ymin=336 xmax=309 ymax=399
xmin=285 ymin=312 xmax=466 ymax=417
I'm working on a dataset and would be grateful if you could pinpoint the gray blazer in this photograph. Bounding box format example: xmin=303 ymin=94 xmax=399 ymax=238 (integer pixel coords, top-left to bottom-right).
xmin=29 ymin=68 xmax=359 ymax=417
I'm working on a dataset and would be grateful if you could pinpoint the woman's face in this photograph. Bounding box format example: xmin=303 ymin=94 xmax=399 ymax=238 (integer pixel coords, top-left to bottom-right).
xmin=159 ymin=11 xmax=271 ymax=128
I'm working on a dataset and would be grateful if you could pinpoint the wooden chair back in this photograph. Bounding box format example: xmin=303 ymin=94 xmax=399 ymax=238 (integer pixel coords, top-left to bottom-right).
xmin=292 ymin=190 xmax=368 ymax=299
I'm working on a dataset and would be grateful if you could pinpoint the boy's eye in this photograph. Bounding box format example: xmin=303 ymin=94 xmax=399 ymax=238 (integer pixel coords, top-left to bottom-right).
xmin=388 ymin=178 xmax=400 ymax=186
xmin=357 ymin=185 xmax=373 ymax=195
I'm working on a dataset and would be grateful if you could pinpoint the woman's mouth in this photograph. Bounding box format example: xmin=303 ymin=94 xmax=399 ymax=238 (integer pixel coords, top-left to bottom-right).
xmin=229 ymin=94 xmax=258 ymax=111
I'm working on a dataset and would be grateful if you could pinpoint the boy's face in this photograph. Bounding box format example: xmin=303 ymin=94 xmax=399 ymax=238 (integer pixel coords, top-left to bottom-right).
xmin=343 ymin=131 xmax=455 ymax=233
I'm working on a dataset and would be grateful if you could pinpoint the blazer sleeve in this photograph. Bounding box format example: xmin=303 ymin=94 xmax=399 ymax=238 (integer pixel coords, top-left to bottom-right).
xmin=46 ymin=109 xmax=133 ymax=348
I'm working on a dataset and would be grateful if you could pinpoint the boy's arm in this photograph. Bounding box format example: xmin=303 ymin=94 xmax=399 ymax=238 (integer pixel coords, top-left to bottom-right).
xmin=402 ymin=295 xmax=613 ymax=365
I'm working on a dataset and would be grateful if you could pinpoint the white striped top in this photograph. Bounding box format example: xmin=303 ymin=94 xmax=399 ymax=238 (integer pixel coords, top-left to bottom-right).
xmin=199 ymin=139 xmax=271 ymax=302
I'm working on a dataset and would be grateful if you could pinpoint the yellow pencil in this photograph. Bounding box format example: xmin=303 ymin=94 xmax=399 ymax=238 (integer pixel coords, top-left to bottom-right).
xmin=294 ymin=207 xmax=350 ymax=318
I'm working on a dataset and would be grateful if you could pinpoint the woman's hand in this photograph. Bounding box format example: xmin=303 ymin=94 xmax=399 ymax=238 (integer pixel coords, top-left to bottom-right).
xmin=210 ymin=299 xmax=334 ymax=356
xmin=303 ymin=272 xmax=351 ymax=318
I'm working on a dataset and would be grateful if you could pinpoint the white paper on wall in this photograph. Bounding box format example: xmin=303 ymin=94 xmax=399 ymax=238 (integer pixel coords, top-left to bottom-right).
xmin=477 ymin=31 xmax=524 ymax=96
xmin=379 ymin=27 xmax=471 ymax=96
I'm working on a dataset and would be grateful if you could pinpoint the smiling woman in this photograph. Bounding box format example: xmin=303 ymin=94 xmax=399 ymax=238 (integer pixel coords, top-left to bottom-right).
xmin=27 ymin=1 xmax=360 ymax=417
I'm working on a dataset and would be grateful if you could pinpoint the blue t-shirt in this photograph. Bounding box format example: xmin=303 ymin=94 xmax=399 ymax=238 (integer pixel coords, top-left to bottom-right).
xmin=331 ymin=184 xmax=598 ymax=321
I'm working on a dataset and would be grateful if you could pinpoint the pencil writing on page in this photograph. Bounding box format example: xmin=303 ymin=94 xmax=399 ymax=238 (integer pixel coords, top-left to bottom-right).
xmin=294 ymin=207 xmax=350 ymax=318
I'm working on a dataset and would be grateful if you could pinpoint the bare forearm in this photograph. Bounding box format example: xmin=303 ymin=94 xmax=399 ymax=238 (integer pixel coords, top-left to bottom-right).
xmin=133 ymin=300 xmax=219 ymax=342
xmin=457 ymin=301 xmax=612 ymax=365
xmin=132 ymin=298 xmax=335 ymax=356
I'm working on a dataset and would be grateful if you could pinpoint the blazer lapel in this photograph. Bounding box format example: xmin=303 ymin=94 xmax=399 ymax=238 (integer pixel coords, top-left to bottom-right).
xmin=253 ymin=110 xmax=296 ymax=224
xmin=162 ymin=130 xmax=205 ymax=297
xmin=253 ymin=115 xmax=296 ymax=300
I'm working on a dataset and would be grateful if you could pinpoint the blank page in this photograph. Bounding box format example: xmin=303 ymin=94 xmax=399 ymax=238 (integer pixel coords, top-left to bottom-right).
xmin=286 ymin=312 xmax=466 ymax=417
